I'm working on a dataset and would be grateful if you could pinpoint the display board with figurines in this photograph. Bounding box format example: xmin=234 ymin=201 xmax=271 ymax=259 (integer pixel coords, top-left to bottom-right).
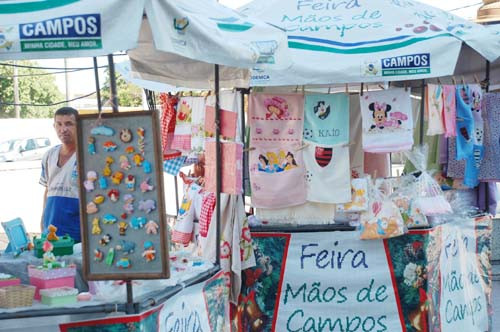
xmin=76 ymin=111 xmax=169 ymax=280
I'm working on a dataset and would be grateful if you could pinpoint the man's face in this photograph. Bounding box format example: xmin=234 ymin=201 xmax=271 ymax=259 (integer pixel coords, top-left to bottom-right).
xmin=54 ymin=114 xmax=77 ymax=145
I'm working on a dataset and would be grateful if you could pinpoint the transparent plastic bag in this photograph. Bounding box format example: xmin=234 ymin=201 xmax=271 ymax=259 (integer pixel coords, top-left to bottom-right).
xmin=391 ymin=176 xmax=429 ymax=228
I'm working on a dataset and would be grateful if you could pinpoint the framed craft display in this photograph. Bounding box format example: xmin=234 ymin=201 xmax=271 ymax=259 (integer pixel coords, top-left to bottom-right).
xmin=1 ymin=217 xmax=30 ymax=255
xmin=76 ymin=111 xmax=169 ymax=280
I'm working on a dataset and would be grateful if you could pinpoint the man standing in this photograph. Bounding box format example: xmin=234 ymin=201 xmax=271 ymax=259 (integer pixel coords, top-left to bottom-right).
xmin=40 ymin=107 xmax=81 ymax=242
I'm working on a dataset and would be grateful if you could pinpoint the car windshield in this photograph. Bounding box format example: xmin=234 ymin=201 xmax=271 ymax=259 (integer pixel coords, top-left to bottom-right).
xmin=0 ymin=140 xmax=15 ymax=153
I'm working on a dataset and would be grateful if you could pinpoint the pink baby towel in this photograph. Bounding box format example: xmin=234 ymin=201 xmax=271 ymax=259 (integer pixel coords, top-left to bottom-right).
xmin=205 ymin=141 xmax=243 ymax=195
xmin=442 ymin=85 xmax=457 ymax=137
xmin=205 ymin=105 xmax=238 ymax=140
xmin=249 ymin=93 xmax=304 ymax=143
xmin=425 ymin=84 xmax=445 ymax=136
xmin=250 ymin=142 xmax=307 ymax=209
xmin=359 ymin=88 xmax=414 ymax=153
xmin=172 ymin=97 xmax=204 ymax=152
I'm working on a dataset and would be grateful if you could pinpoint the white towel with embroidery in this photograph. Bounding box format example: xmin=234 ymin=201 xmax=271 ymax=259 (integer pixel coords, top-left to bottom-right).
xmin=426 ymin=84 xmax=445 ymax=136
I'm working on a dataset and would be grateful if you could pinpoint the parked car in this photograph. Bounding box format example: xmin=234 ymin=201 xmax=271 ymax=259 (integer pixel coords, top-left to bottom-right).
xmin=0 ymin=137 xmax=52 ymax=162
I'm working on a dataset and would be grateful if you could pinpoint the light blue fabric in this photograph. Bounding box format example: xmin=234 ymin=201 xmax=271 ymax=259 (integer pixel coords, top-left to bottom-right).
xmin=455 ymin=85 xmax=474 ymax=160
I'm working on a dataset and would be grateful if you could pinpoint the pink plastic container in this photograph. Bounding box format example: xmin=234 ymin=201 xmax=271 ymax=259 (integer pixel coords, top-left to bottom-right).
xmin=0 ymin=279 xmax=21 ymax=288
xmin=28 ymin=265 xmax=76 ymax=300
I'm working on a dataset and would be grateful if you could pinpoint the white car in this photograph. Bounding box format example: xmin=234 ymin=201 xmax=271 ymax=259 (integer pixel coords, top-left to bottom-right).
xmin=0 ymin=137 xmax=52 ymax=162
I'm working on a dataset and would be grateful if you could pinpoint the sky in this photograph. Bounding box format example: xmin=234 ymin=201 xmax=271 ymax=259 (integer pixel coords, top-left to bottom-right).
xmin=36 ymin=0 xmax=483 ymax=100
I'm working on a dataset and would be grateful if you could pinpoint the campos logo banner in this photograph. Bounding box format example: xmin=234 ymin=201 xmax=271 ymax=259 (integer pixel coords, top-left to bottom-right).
xmin=381 ymin=53 xmax=431 ymax=76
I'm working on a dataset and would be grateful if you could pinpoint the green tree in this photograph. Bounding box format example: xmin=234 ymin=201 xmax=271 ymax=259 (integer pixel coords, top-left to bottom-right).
xmin=101 ymin=69 xmax=143 ymax=107
xmin=0 ymin=60 xmax=63 ymax=118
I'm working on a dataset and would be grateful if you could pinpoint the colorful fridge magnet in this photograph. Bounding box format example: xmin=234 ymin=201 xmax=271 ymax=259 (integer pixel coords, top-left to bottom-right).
xmin=143 ymin=160 xmax=152 ymax=174
xmin=115 ymin=240 xmax=135 ymax=255
xmin=111 ymin=171 xmax=124 ymax=185
xmin=137 ymin=127 xmax=145 ymax=154
xmin=103 ymin=141 xmax=118 ymax=152
xmin=46 ymin=225 xmax=59 ymax=241
xmin=108 ymin=189 xmax=119 ymax=202
xmin=99 ymin=176 xmax=108 ymax=189
xmin=100 ymin=234 xmax=112 ymax=246
xmin=93 ymin=194 xmax=105 ymax=205
xmin=103 ymin=156 xmax=114 ymax=177
xmin=94 ymin=248 xmax=103 ymax=262
xmin=138 ymin=199 xmax=156 ymax=214
xmin=118 ymin=221 xmax=128 ymax=236
xmin=119 ymin=129 xmax=133 ymax=143
xmin=88 ymin=136 xmax=96 ymax=155
xmin=142 ymin=241 xmax=156 ymax=262
xmin=125 ymin=146 xmax=135 ymax=154
xmin=83 ymin=171 xmax=97 ymax=192
xmin=91 ymin=217 xmax=101 ymax=235
xmin=102 ymin=214 xmax=118 ymax=225
xmin=116 ymin=257 xmax=131 ymax=269
xmin=140 ymin=178 xmax=154 ymax=193
xmin=119 ymin=155 xmax=131 ymax=170
xmin=145 ymin=220 xmax=159 ymax=235
xmin=123 ymin=194 xmax=134 ymax=214
xmin=120 ymin=212 xmax=128 ymax=219
xmin=91 ymin=125 xmax=115 ymax=136
xmin=130 ymin=217 xmax=146 ymax=230
xmin=105 ymin=248 xmax=115 ymax=266
xmin=86 ymin=202 xmax=98 ymax=214
xmin=133 ymin=153 xmax=144 ymax=166
xmin=125 ymin=175 xmax=135 ymax=191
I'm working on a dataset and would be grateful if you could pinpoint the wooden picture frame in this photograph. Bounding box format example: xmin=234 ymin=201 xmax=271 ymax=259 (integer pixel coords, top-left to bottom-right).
xmin=76 ymin=111 xmax=169 ymax=280
xmin=1 ymin=218 xmax=30 ymax=255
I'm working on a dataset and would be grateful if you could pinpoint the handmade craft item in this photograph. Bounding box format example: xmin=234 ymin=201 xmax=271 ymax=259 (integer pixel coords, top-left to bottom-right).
xmin=83 ymin=171 xmax=97 ymax=192
xmin=87 ymin=137 xmax=96 ymax=155
xmin=205 ymin=105 xmax=237 ymax=140
xmin=40 ymin=286 xmax=78 ymax=306
xmin=119 ymin=128 xmax=133 ymax=143
xmin=336 ymin=178 xmax=369 ymax=212
xmin=91 ymin=125 xmax=114 ymax=136
xmin=425 ymin=84 xmax=445 ymax=136
xmin=442 ymin=85 xmax=457 ymax=137
xmin=205 ymin=141 xmax=243 ymax=195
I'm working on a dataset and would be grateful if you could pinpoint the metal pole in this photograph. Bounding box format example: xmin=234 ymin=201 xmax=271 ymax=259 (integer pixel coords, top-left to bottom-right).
xmin=125 ymin=280 xmax=134 ymax=314
xmin=13 ymin=61 xmax=20 ymax=118
xmin=240 ymin=89 xmax=246 ymax=201
xmin=64 ymin=58 xmax=70 ymax=106
xmin=485 ymin=60 xmax=490 ymax=92
xmin=215 ymin=64 xmax=221 ymax=267
xmin=174 ymin=175 xmax=180 ymax=214
xmin=93 ymin=57 xmax=102 ymax=112
xmin=419 ymin=79 xmax=425 ymax=145
xmin=107 ymin=54 xmax=118 ymax=112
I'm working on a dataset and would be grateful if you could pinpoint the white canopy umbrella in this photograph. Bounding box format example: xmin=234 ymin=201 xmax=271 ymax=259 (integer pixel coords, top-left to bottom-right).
xmin=239 ymin=0 xmax=500 ymax=86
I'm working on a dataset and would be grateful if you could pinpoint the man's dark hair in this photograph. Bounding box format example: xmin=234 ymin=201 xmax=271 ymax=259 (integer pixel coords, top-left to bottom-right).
xmin=54 ymin=106 xmax=78 ymax=118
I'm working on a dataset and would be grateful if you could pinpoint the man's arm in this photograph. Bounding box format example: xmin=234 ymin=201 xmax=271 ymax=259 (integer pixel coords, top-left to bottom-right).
xmin=40 ymin=187 xmax=48 ymax=232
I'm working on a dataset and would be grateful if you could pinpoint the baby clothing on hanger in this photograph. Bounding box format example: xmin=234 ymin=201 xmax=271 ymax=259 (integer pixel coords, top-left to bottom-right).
xmin=442 ymin=85 xmax=457 ymax=137
xmin=425 ymin=84 xmax=445 ymax=136
xmin=455 ymin=85 xmax=474 ymax=160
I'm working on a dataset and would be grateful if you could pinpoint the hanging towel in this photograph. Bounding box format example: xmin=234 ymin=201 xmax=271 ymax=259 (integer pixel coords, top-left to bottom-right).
xmin=171 ymin=97 xmax=195 ymax=152
xmin=190 ymin=97 xmax=207 ymax=154
xmin=303 ymin=143 xmax=351 ymax=204
xmin=442 ymin=85 xmax=457 ymax=137
xmin=249 ymin=142 xmax=307 ymax=208
xmin=426 ymin=84 xmax=445 ymax=136
xmin=159 ymin=93 xmax=179 ymax=157
xmin=359 ymin=88 xmax=414 ymax=153
xmin=205 ymin=141 xmax=243 ymax=195
xmin=303 ymin=93 xmax=349 ymax=145
xmin=249 ymin=93 xmax=304 ymax=143
xmin=163 ymin=156 xmax=187 ymax=176
xmin=205 ymin=106 xmax=238 ymax=140
xmin=478 ymin=93 xmax=500 ymax=181
xmin=349 ymin=95 xmax=364 ymax=178
xmin=172 ymin=184 xmax=197 ymax=245
xmin=455 ymin=85 xmax=474 ymax=160
xmin=206 ymin=91 xmax=242 ymax=142
xmin=199 ymin=192 xmax=216 ymax=238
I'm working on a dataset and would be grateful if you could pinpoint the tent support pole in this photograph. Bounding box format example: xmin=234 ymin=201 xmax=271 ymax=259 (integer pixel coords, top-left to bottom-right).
xmin=485 ymin=60 xmax=490 ymax=92
xmin=174 ymin=176 xmax=180 ymax=214
xmin=215 ymin=64 xmax=221 ymax=267
xmin=93 ymin=57 xmax=102 ymax=112
xmin=107 ymin=54 xmax=119 ymax=113
xmin=239 ymin=88 xmax=248 ymax=202
xmin=419 ymin=79 xmax=425 ymax=145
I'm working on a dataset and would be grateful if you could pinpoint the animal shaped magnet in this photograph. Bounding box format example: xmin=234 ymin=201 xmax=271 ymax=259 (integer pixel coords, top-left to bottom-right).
xmin=140 ymin=178 xmax=154 ymax=193
xmin=133 ymin=153 xmax=144 ymax=166
xmin=91 ymin=217 xmax=101 ymax=235
xmin=145 ymin=220 xmax=159 ymax=235
xmin=111 ymin=171 xmax=124 ymax=185
xmin=93 ymin=194 xmax=105 ymax=205
xmin=120 ymin=129 xmax=133 ymax=143
xmin=86 ymin=202 xmax=98 ymax=214
xmin=91 ymin=125 xmax=115 ymax=136
xmin=115 ymin=240 xmax=135 ymax=255
xmin=130 ymin=217 xmax=146 ymax=230
xmin=138 ymin=199 xmax=156 ymax=214
xmin=143 ymin=160 xmax=152 ymax=174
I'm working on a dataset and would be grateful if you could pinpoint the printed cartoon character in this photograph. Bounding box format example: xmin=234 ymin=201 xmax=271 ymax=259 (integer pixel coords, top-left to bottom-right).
xmin=265 ymin=151 xmax=285 ymax=172
xmin=83 ymin=171 xmax=98 ymax=192
xmin=99 ymin=234 xmax=112 ymax=246
xmin=125 ymin=174 xmax=135 ymax=191
xmin=119 ymin=155 xmax=131 ymax=170
xmin=118 ymin=221 xmax=128 ymax=236
xmin=46 ymin=225 xmax=59 ymax=241
xmin=177 ymin=100 xmax=192 ymax=122
xmin=257 ymin=154 xmax=273 ymax=173
xmin=264 ymin=96 xmax=289 ymax=120
xmin=87 ymin=136 xmax=96 ymax=155
xmin=142 ymin=241 xmax=156 ymax=262
xmin=313 ymin=101 xmax=330 ymax=120
xmin=119 ymin=129 xmax=133 ymax=143
xmin=369 ymin=102 xmax=392 ymax=129
xmin=91 ymin=218 xmax=101 ymax=235
xmin=471 ymin=91 xmax=481 ymax=112
xmin=283 ymin=152 xmax=298 ymax=170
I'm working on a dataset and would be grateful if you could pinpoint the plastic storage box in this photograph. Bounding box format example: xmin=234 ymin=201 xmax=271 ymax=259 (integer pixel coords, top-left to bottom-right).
xmin=28 ymin=265 xmax=76 ymax=300
xmin=40 ymin=286 xmax=78 ymax=306
xmin=0 ymin=273 xmax=21 ymax=288
xmin=33 ymin=234 xmax=74 ymax=258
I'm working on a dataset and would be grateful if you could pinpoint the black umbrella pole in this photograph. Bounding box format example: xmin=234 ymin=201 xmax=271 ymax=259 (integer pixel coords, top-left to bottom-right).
xmin=93 ymin=57 xmax=102 ymax=112
xmin=215 ymin=64 xmax=221 ymax=267
xmin=107 ymin=54 xmax=118 ymax=112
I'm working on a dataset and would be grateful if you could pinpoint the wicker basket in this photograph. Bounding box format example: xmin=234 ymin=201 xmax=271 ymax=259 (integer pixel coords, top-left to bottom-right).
xmin=0 ymin=285 xmax=36 ymax=308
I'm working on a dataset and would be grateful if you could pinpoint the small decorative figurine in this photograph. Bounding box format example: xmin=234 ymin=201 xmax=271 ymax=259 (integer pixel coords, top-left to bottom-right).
xmin=125 ymin=174 xmax=135 ymax=191
xmin=138 ymin=199 xmax=156 ymax=214
xmin=133 ymin=153 xmax=144 ymax=166
xmin=94 ymin=248 xmax=103 ymax=262
xmin=42 ymin=241 xmax=62 ymax=268
xmin=91 ymin=125 xmax=114 ymax=136
xmin=102 ymin=214 xmax=118 ymax=224
xmin=130 ymin=217 xmax=146 ymax=230
xmin=119 ymin=155 xmax=131 ymax=170
xmin=145 ymin=220 xmax=159 ymax=235
xmin=105 ymin=248 xmax=115 ymax=266
xmin=87 ymin=202 xmax=98 ymax=214
xmin=120 ymin=212 xmax=128 ymax=219
xmin=46 ymin=225 xmax=59 ymax=241
xmin=123 ymin=194 xmax=134 ymax=214
xmin=100 ymin=234 xmax=112 ymax=246
xmin=119 ymin=129 xmax=133 ymax=143
xmin=142 ymin=241 xmax=156 ymax=262
xmin=140 ymin=178 xmax=154 ymax=193
xmin=88 ymin=136 xmax=96 ymax=155
xmin=103 ymin=156 xmax=114 ymax=177
xmin=91 ymin=217 xmax=101 ymax=235
xmin=137 ymin=127 xmax=145 ymax=154
xmin=118 ymin=221 xmax=128 ymax=236
xmin=103 ymin=141 xmax=118 ymax=152
xmin=83 ymin=171 xmax=97 ymax=192
xmin=99 ymin=176 xmax=108 ymax=189
xmin=108 ymin=189 xmax=119 ymax=202
xmin=115 ymin=240 xmax=135 ymax=255
xmin=143 ymin=160 xmax=152 ymax=174
xmin=111 ymin=171 xmax=124 ymax=185
xmin=125 ymin=146 xmax=135 ymax=154
xmin=116 ymin=257 xmax=131 ymax=269
xmin=93 ymin=194 xmax=105 ymax=205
